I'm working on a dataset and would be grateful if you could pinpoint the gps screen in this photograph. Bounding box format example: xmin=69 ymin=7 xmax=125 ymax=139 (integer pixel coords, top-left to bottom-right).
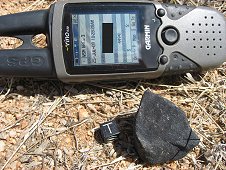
xmin=72 ymin=12 xmax=139 ymax=66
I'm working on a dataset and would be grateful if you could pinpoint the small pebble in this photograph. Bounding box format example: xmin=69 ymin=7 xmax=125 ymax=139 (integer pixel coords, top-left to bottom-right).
xmin=5 ymin=114 xmax=14 ymax=121
xmin=63 ymin=147 xmax=74 ymax=156
xmin=116 ymin=92 xmax=121 ymax=98
xmin=60 ymin=119 xmax=67 ymax=126
xmin=87 ymin=131 xmax=93 ymax=136
xmin=9 ymin=130 xmax=17 ymax=138
xmin=0 ymin=140 xmax=6 ymax=152
xmin=0 ymin=112 xmax=6 ymax=117
xmin=56 ymin=149 xmax=64 ymax=163
xmin=168 ymin=162 xmax=178 ymax=170
xmin=16 ymin=161 xmax=22 ymax=169
xmin=15 ymin=113 xmax=22 ymax=119
xmin=78 ymin=108 xmax=89 ymax=121
xmin=0 ymin=152 xmax=6 ymax=161
xmin=20 ymin=155 xmax=31 ymax=163
xmin=50 ymin=136 xmax=57 ymax=141
xmin=0 ymin=133 xmax=8 ymax=140
xmin=106 ymin=91 xmax=113 ymax=96
xmin=87 ymin=104 xmax=97 ymax=112
xmin=21 ymin=145 xmax=27 ymax=151
xmin=9 ymin=138 xmax=17 ymax=145
xmin=126 ymin=101 xmax=134 ymax=107
xmin=110 ymin=107 xmax=116 ymax=113
xmin=37 ymin=156 xmax=42 ymax=162
xmin=20 ymin=120 xmax=29 ymax=129
xmin=65 ymin=136 xmax=72 ymax=144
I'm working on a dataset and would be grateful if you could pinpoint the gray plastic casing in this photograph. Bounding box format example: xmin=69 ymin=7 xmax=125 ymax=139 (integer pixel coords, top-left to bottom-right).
xmin=51 ymin=0 xmax=226 ymax=83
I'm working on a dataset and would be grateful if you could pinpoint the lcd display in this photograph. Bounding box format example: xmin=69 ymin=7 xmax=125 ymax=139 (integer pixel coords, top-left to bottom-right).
xmin=72 ymin=12 xmax=139 ymax=66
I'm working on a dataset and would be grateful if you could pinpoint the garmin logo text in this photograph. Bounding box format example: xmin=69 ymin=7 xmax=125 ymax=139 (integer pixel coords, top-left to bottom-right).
xmin=144 ymin=25 xmax=151 ymax=50
xmin=64 ymin=26 xmax=70 ymax=51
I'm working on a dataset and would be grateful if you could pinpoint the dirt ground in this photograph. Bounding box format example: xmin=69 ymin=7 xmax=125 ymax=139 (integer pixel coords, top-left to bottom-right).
xmin=0 ymin=0 xmax=225 ymax=170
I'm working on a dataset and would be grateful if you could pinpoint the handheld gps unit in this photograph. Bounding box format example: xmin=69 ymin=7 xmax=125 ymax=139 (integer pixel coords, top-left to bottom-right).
xmin=0 ymin=0 xmax=225 ymax=82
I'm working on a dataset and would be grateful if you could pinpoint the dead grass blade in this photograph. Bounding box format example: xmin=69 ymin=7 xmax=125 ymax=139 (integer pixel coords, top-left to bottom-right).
xmin=0 ymin=96 xmax=65 ymax=170
xmin=0 ymin=78 xmax=13 ymax=102
xmin=183 ymin=87 xmax=224 ymax=134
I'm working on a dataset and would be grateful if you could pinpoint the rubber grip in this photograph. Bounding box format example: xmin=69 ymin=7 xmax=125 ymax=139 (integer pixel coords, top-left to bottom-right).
xmin=0 ymin=49 xmax=55 ymax=77
xmin=0 ymin=10 xmax=48 ymax=36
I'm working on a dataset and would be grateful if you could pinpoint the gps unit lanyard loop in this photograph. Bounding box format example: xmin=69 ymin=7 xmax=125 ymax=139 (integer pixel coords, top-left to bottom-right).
xmin=0 ymin=10 xmax=55 ymax=78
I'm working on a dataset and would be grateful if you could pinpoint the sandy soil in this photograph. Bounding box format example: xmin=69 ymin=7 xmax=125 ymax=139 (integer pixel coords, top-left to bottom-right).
xmin=0 ymin=0 xmax=225 ymax=170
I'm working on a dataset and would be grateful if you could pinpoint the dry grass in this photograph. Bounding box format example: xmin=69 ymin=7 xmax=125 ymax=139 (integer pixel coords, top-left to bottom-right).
xmin=0 ymin=0 xmax=225 ymax=170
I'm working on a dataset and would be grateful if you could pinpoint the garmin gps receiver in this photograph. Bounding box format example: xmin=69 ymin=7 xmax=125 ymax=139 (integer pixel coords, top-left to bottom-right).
xmin=0 ymin=0 xmax=225 ymax=82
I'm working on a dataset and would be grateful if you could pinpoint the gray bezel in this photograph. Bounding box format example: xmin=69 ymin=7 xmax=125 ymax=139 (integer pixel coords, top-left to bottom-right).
xmin=157 ymin=5 xmax=226 ymax=70
xmin=52 ymin=0 xmax=226 ymax=83
xmin=52 ymin=0 xmax=166 ymax=83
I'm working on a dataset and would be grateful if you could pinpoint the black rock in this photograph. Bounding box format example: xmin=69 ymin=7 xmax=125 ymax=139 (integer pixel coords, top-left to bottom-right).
xmin=134 ymin=90 xmax=200 ymax=164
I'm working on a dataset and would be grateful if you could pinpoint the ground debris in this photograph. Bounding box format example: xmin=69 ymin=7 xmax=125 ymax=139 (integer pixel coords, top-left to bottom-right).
xmin=78 ymin=106 xmax=90 ymax=121
xmin=0 ymin=140 xmax=6 ymax=152
xmin=0 ymin=0 xmax=225 ymax=170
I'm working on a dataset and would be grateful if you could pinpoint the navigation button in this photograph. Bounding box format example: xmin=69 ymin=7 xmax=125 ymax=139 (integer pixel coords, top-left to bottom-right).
xmin=161 ymin=28 xmax=179 ymax=45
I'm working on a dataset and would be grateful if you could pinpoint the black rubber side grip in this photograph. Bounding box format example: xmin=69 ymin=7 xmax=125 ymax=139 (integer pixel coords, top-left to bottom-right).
xmin=163 ymin=52 xmax=201 ymax=76
xmin=0 ymin=10 xmax=48 ymax=36
xmin=0 ymin=49 xmax=55 ymax=77
xmin=162 ymin=3 xmax=195 ymax=20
